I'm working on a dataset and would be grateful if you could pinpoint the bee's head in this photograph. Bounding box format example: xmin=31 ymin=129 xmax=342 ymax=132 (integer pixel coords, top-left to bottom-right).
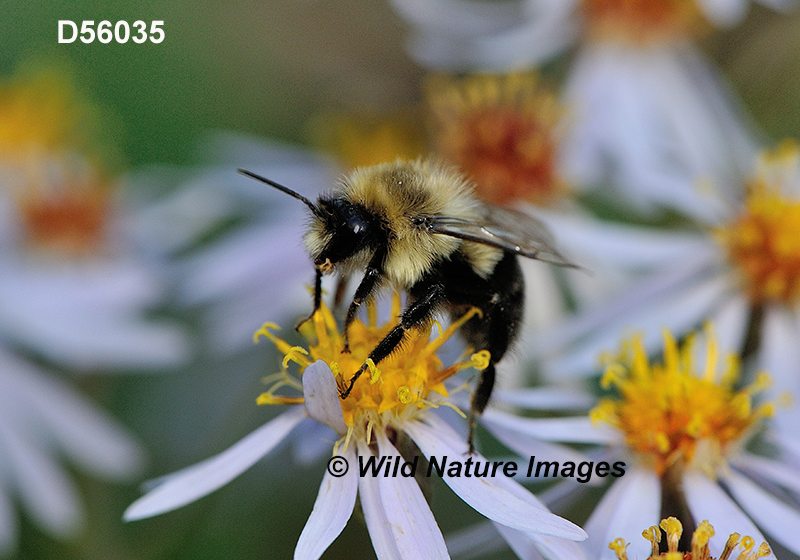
xmin=306 ymin=197 xmax=378 ymax=271
xmin=235 ymin=169 xmax=380 ymax=273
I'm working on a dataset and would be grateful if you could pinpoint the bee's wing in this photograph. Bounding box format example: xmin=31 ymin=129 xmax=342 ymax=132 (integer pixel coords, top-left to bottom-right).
xmin=428 ymin=204 xmax=576 ymax=267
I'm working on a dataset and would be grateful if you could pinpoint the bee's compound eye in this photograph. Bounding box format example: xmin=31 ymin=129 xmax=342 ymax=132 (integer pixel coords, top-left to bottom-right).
xmin=347 ymin=215 xmax=367 ymax=235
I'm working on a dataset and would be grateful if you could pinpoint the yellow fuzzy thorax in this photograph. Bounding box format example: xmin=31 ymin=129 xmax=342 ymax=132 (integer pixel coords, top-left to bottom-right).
xmin=717 ymin=141 xmax=800 ymax=306
xmin=425 ymin=71 xmax=567 ymax=207
xmin=0 ymin=66 xmax=112 ymax=257
xmin=581 ymin=0 xmax=709 ymax=45
xmin=591 ymin=328 xmax=774 ymax=477
xmin=255 ymin=294 xmax=488 ymax=441
xmin=610 ymin=516 xmax=771 ymax=560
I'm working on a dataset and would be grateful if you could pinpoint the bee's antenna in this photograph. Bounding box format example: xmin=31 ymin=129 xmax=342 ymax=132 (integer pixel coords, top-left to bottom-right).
xmin=238 ymin=168 xmax=319 ymax=214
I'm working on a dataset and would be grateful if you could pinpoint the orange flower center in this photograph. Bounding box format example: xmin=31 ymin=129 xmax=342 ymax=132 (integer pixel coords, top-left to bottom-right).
xmin=425 ymin=72 xmax=566 ymax=206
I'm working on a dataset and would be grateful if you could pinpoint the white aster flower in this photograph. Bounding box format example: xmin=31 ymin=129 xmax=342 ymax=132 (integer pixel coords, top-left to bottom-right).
xmin=530 ymin=141 xmax=800 ymax=454
xmin=125 ymin=296 xmax=587 ymax=559
xmin=388 ymin=0 xmax=795 ymax=216
xmin=482 ymin=325 xmax=800 ymax=559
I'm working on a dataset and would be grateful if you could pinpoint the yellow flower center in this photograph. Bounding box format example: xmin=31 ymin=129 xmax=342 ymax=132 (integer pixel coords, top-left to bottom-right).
xmin=255 ymin=295 xmax=487 ymax=441
xmin=610 ymin=517 xmax=771 ymax=560
xmin=425 ymin=71 xmax=566 ymax=206
xmin=591 ymin=327 xmax=774 ymax=477
xmin=581 ymin=0 xmax=709 ymax=44
xmin=717 ymin=141 xmax=800 ymax=306
xmin=0 ymin=66 xmax=112 ymax=256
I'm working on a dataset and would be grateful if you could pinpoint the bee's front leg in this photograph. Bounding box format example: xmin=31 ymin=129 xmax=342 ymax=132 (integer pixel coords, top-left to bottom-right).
xmin=295 ymin=267 xmax=323 ymax=331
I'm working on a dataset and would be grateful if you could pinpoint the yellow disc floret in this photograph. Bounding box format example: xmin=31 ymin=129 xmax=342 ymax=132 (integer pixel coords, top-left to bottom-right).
xmin=610 ymin=517 xmax=770 ymax=560
xmin=591 ymin=326 xmax=774 ymax=477
xmin=718 ymin=141 xmax=800 ymax=306
xmin=256 ymin=294 xmax=486 ymax=441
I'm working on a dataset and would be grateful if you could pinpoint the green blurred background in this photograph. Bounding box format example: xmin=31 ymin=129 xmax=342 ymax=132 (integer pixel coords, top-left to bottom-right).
xmin=2 ymin=1 xmax=800 ymax=559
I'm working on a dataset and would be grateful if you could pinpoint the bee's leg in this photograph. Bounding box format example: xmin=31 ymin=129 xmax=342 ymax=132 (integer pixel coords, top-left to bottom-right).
xmin=340 ymin=283 xmax=444 ymax=399
xmin=342 ymin=250 xmax=386 ymax=352
xmin=459 ymin=253 xmax=524 ymax=453
xmin=467 ymin=365 xmax=495 ymax=454
xmin=296 ymin=268 xmax=323 ymax=331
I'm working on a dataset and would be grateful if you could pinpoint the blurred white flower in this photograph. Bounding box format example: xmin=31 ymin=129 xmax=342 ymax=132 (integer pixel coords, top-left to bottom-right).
xmin=388 ymin=0 xmax=795 ymax=215
xmin=482 ymin=326 xmax=800 ymax=559
xmin=130 ymin=132 xmax=340 ymax=353
xmin=0 ymin=67 xmax=190 ymax=370
xmin=0 ymin=65 xmax=187 ymax=553
xmin=125 ymin=297 xmax=588 ymax=559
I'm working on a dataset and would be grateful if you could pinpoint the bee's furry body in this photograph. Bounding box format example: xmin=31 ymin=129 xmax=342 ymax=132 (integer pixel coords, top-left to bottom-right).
xmin=240 ymin=159 xmax=570 ymax=452
xmin=305 ymin=160 xmax=504 ymax=287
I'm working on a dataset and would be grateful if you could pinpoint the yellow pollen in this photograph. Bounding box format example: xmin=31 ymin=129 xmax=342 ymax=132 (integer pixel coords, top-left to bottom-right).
xmin=425 ymin=71 xmax=567 ymax=206
xmin=610 ymin=538 xmax=629 ymax=560
xmin=643 ymin=525 xmax=662 ymax=557
xmin=692 ymin=520 xmax=714 ymax=557
xmin=581 ymin=0 xmax=709 ymax=44
xmin=592 ymin=326 xmax=774 ymax=476
xmin=660 ymin=517 xmax=682 ymax=553
xmin=717 ymin=141 xmax=800 ymax=306
xmin=257 ymin=294 xmax=481 ymax=434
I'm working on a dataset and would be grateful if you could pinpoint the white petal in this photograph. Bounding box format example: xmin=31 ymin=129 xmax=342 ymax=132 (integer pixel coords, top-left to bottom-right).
xmin=405 ymin=417 xmax=587 ymax=540
xmin=540 ymin=270 xmax=732 ymax=379
xmin=0 ymin=350 xmax=144 ymax=479
xmin=482 ymin=409 xmax=620 ymax=445
xmin=302 ymin=361 xmax=347 ymax=434
xmin=355 ymin=440 xmax=403 ymax=560
xmin=294 ymin=445 xmax=358 ymax=560
xmin=374 ymin=432 xmax=450 ymax=559
xmin=388 ymin=0 xmax=525 ymax=36
xmin=724 ymin=469 xmax=800 ymax=555
xmin=0 ymin=260 xmax=190 ymax=369
xmin=733 ymin=452 xmax=800 ymax=496
xmin=583 ymin=467 xmax=661 ymax=560
xmin=492 ymin=387 xmax=594 ymax=410
xmin=291 ymin=419 xmax=339 ymax=465
xmin=530 ymin=254 xmax=718 ymax=357
xmin=758 ymin=307 xmax=800 ymax=439
xmin=124 ymin=406 xmax=305 ymax=520
xmin=0 ymin=421 xmax=84 ymax=537
xmin=495 ymin=522 xmax=588 ymax=560
xmin=682 ymin=470 xmax=768 ymax=558
xmin=698 ymin=0 xmax=748 ymax=26
xmin=528 ymin=209 xmax=717 ymax=270
xmin=446 ymin=521 xmax=507 ymax=560
xmin=706 ymin=294 xmax=750 ymax=356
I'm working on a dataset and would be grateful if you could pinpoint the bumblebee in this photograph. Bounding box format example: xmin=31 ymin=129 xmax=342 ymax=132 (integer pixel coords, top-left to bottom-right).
xmin=240 ymin=160 xmax=573 ymax=451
